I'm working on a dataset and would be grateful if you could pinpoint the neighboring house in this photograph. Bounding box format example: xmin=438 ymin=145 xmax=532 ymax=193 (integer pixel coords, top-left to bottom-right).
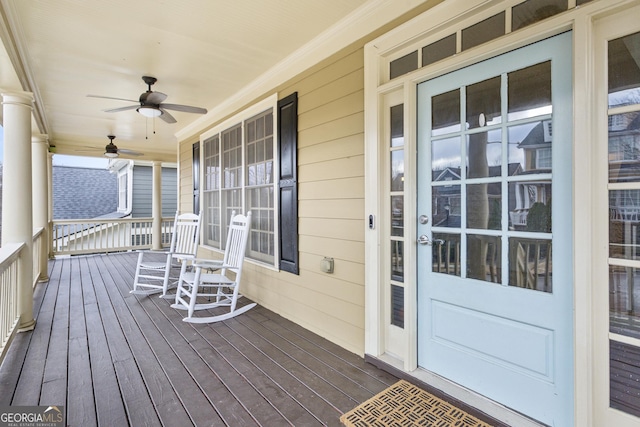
xmin=52 ymin=166 xmax=117 ymax=220
xmin=108 ymin=159 xmax=177 ymax=218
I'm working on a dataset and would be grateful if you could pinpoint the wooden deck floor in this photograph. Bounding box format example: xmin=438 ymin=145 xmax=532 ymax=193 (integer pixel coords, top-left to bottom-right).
xmin=0 ymin=252 xmax=398 ymax=427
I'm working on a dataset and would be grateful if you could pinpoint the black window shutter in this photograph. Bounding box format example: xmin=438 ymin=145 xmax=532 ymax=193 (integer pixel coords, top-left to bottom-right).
xmin=278 ymin=92 xmax=299 ymax=274
xmin=192 ymin=142 xmax=200 ymax=214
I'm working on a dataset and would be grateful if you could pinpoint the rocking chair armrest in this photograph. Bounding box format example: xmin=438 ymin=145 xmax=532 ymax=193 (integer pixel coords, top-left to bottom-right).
xmin=193 ymin=259 xmax=226 ymax=269
xmin=136 ymin=248 xmax=170 ymax=254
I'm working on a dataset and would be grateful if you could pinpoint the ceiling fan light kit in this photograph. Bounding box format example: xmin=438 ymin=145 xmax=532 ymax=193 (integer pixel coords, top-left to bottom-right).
xmin=100 ymin=135 xmax=143 ymax=158
xmin=137 ymin=105 xmax=162 ymax=118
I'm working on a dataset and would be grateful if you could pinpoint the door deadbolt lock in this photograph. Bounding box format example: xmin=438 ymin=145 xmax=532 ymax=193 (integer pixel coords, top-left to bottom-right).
xmin=419 ymin=215 xmax=429 ymax=225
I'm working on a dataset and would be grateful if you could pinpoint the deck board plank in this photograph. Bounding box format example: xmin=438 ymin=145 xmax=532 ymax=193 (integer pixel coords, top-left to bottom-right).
xmin=136 ymin=289 xmax=262 ymax=426
xmin=96 ymin=254 xmax=194 ymax=427
xmin=10 ymin=258 xmax=64 ymax=405
xmin=151 ymin=296 xmax=287 ymax=427
xmin=257 ymin=308 xmax=397 ymax=388
xmin=40 ymin=258 xmax=70 ymax=407
xmin=225 ymin=316 xmax=351 ymax=416
xmin=80 ymin=256 xmax=129 ymax=427
xmin=85 ymin=255 xmax=162 ymax=427
xmin=67 ymin=257 xmax=97 ymax=427
xmin=234 ymin=311 xmax=379 ymax=409
xmin=102 ymin=253 xmax=230 ymax=427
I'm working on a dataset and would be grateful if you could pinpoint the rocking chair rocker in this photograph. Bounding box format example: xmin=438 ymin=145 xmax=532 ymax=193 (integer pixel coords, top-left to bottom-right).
xmin=171 ymin=211 xmax=255 ymax=323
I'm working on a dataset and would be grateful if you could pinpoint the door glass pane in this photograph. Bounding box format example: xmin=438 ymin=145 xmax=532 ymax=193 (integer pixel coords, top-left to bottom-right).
xmin=610 ymin=189 xmax=640 ymax=261
xmin=608 ymin=112 xmax=640 ymax=183
xmin=467 ymin=130 xmax=502 ymax=178
xmin=508 ymin=121 xmax=553 ymax=173
xmin=422 ymin=34 xmax=456 ymax=67
xmin=509 ymin=237 xmax=552 ymax=292
xmin=461 ymin=12 xmax=505 ymax=52
xmin=466 ymin=76 xmax=501 ymax=129
xmin=391 ymin=150 xmax=404 ymax=191
xmin=391 ymin=104 xmax=404 ymax=147
xmin=432 ymin=89 xmax=460 ymax=136
xmin=432 ymin=137 xmax=461 ymax=173
xmin=508 ymin=61 xmax=552 ymax=121
xmin=391 ymin=285 xmax=405 ymax=328
xmin=610 ymin=340 xmax=640 ymax=417
xmin=433 ymin=185 xmax=461 ymax=227
xmin=391 ymin=241 xmax=404 ymax=281
xmin=432 ymin=233 xmax=461 ymax=276
xmin=467 ymin=183 xmax=501 ymax=230
xmin=390 ymin=50 xmax=418 ymax=80
xmin=610 ymin=265 xmax=640 ymax=338
xmin=467 ymin=234 xmax=501 ymax=283
xmin=508 ymin=181 xmax=552 ymax=232
xmin=391 ymin=196 xmax=404 ymax=236
xmin=511 ymin=0 xmax=567 ymax=32
xmin=608 ymin=31 xmax=640 ymax=108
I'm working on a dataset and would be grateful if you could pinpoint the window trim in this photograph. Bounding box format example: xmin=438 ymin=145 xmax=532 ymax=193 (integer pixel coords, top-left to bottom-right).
xmin=200 ymin=94 xmax=279 ymax=267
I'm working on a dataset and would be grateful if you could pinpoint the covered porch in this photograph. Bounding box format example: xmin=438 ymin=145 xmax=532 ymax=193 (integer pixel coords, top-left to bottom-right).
xmin=0 ymin=251 xmax=399 ymax=426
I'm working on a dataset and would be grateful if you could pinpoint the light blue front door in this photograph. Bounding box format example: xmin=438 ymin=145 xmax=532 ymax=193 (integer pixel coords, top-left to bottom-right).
xmin=417 ymin=32 xmax=573 ymax=426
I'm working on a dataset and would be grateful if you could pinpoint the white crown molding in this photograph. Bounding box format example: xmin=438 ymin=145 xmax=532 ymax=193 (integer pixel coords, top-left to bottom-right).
xmin=175 ymin=0 xmax=430 ymax=141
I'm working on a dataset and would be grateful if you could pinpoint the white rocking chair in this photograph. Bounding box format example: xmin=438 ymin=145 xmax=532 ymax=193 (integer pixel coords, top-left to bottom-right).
xmin=131 ymin=211 xmax=201 ymax=298
xmin=171 ymin=211 xmax=255 ymax=323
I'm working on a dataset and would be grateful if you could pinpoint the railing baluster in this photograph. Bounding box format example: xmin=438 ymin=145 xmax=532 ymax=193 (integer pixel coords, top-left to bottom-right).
xmin=0 ymin=243 xmax=26 ymax=365
xmin=50 ymin=217 xmax=174 ymax=256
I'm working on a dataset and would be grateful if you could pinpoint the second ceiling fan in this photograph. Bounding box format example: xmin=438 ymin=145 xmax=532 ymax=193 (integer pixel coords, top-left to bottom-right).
xmin=88 ymin=76 xmax=207 ymax=123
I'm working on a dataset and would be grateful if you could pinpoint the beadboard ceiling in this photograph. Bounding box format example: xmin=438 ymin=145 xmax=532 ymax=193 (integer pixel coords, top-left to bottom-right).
xmin=0 ymin=0 xmax=375 ymax=162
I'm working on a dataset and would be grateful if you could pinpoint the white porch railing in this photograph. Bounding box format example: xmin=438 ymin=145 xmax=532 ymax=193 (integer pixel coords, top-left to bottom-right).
xmin=0 ymin=242 xmax=25 ymax=364
xmin=0 ymin=228 xmax=47 ymax=365
xmin=51 ymin=217 xmax=174 ymax=256
xmin=1 ymin=218 xmax=174 ymax=365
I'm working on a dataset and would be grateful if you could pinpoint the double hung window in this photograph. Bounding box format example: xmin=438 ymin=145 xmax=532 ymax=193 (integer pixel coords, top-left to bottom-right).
xmin=202 ymin=97 xmax=277 ymax=266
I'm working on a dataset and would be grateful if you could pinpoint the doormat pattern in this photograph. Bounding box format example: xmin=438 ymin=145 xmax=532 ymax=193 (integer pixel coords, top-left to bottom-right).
xmin=340 ymin=380 xmax=494 ymax=427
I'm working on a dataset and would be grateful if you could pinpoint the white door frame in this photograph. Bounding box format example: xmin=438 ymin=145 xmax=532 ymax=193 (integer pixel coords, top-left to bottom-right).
xmin=364 ymin=0 xmax=640 ymax=426
xmin=593 ymin=4 xmax=640 ymax=425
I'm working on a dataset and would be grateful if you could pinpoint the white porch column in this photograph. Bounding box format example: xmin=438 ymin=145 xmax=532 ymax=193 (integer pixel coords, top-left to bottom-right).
xmin=2 ymin=91 xmax=36 ymax=331
xmin=32 ymin=133 xmax=49 ymax=281
xmin=152 ymin=161 xmax=163 ymax=250
xmin=47 ymin=151 xmax=54 ymax=258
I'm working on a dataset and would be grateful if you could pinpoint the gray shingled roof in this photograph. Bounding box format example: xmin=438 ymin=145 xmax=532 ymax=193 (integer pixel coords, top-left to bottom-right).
xmin=53 ymin=166 xmax=118 ymax=219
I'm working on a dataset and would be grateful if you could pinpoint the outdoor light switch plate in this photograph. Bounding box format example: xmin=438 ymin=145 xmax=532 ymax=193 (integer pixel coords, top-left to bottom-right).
xmin=321 ymin=257 xmax=334 ymax=274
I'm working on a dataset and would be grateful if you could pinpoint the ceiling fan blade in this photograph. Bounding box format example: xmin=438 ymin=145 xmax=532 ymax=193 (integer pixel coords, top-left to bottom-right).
xmin=104 ymin=105 xmax=139 ymax=113
xmin=145 ymin=91 xmax=167 ymax=104
xmin=159 ymin=108 xmax=177 ymax=123
xmin=160 ymin=103 xmax=207 ymax=114
xmin=87 ymin=94 xmax=138 ymax=103
xmin=117 ymin=148 xmax=144 ymax=156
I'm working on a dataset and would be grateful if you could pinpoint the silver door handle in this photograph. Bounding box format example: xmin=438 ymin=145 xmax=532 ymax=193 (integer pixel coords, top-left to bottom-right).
xmin=417 ymin=235 xmax=444 ymax=246
xmin=417 ymin=235 xmax=432 ymax=245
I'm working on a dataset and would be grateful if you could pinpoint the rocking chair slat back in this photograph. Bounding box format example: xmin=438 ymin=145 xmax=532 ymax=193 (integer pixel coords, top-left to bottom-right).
xmin=173 ymin=213 xmax=201 ymax=256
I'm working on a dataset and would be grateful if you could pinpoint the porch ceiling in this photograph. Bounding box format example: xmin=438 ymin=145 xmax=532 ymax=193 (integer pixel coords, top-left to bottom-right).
xmin=0 ymin=0 xmax=370 ymax=162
